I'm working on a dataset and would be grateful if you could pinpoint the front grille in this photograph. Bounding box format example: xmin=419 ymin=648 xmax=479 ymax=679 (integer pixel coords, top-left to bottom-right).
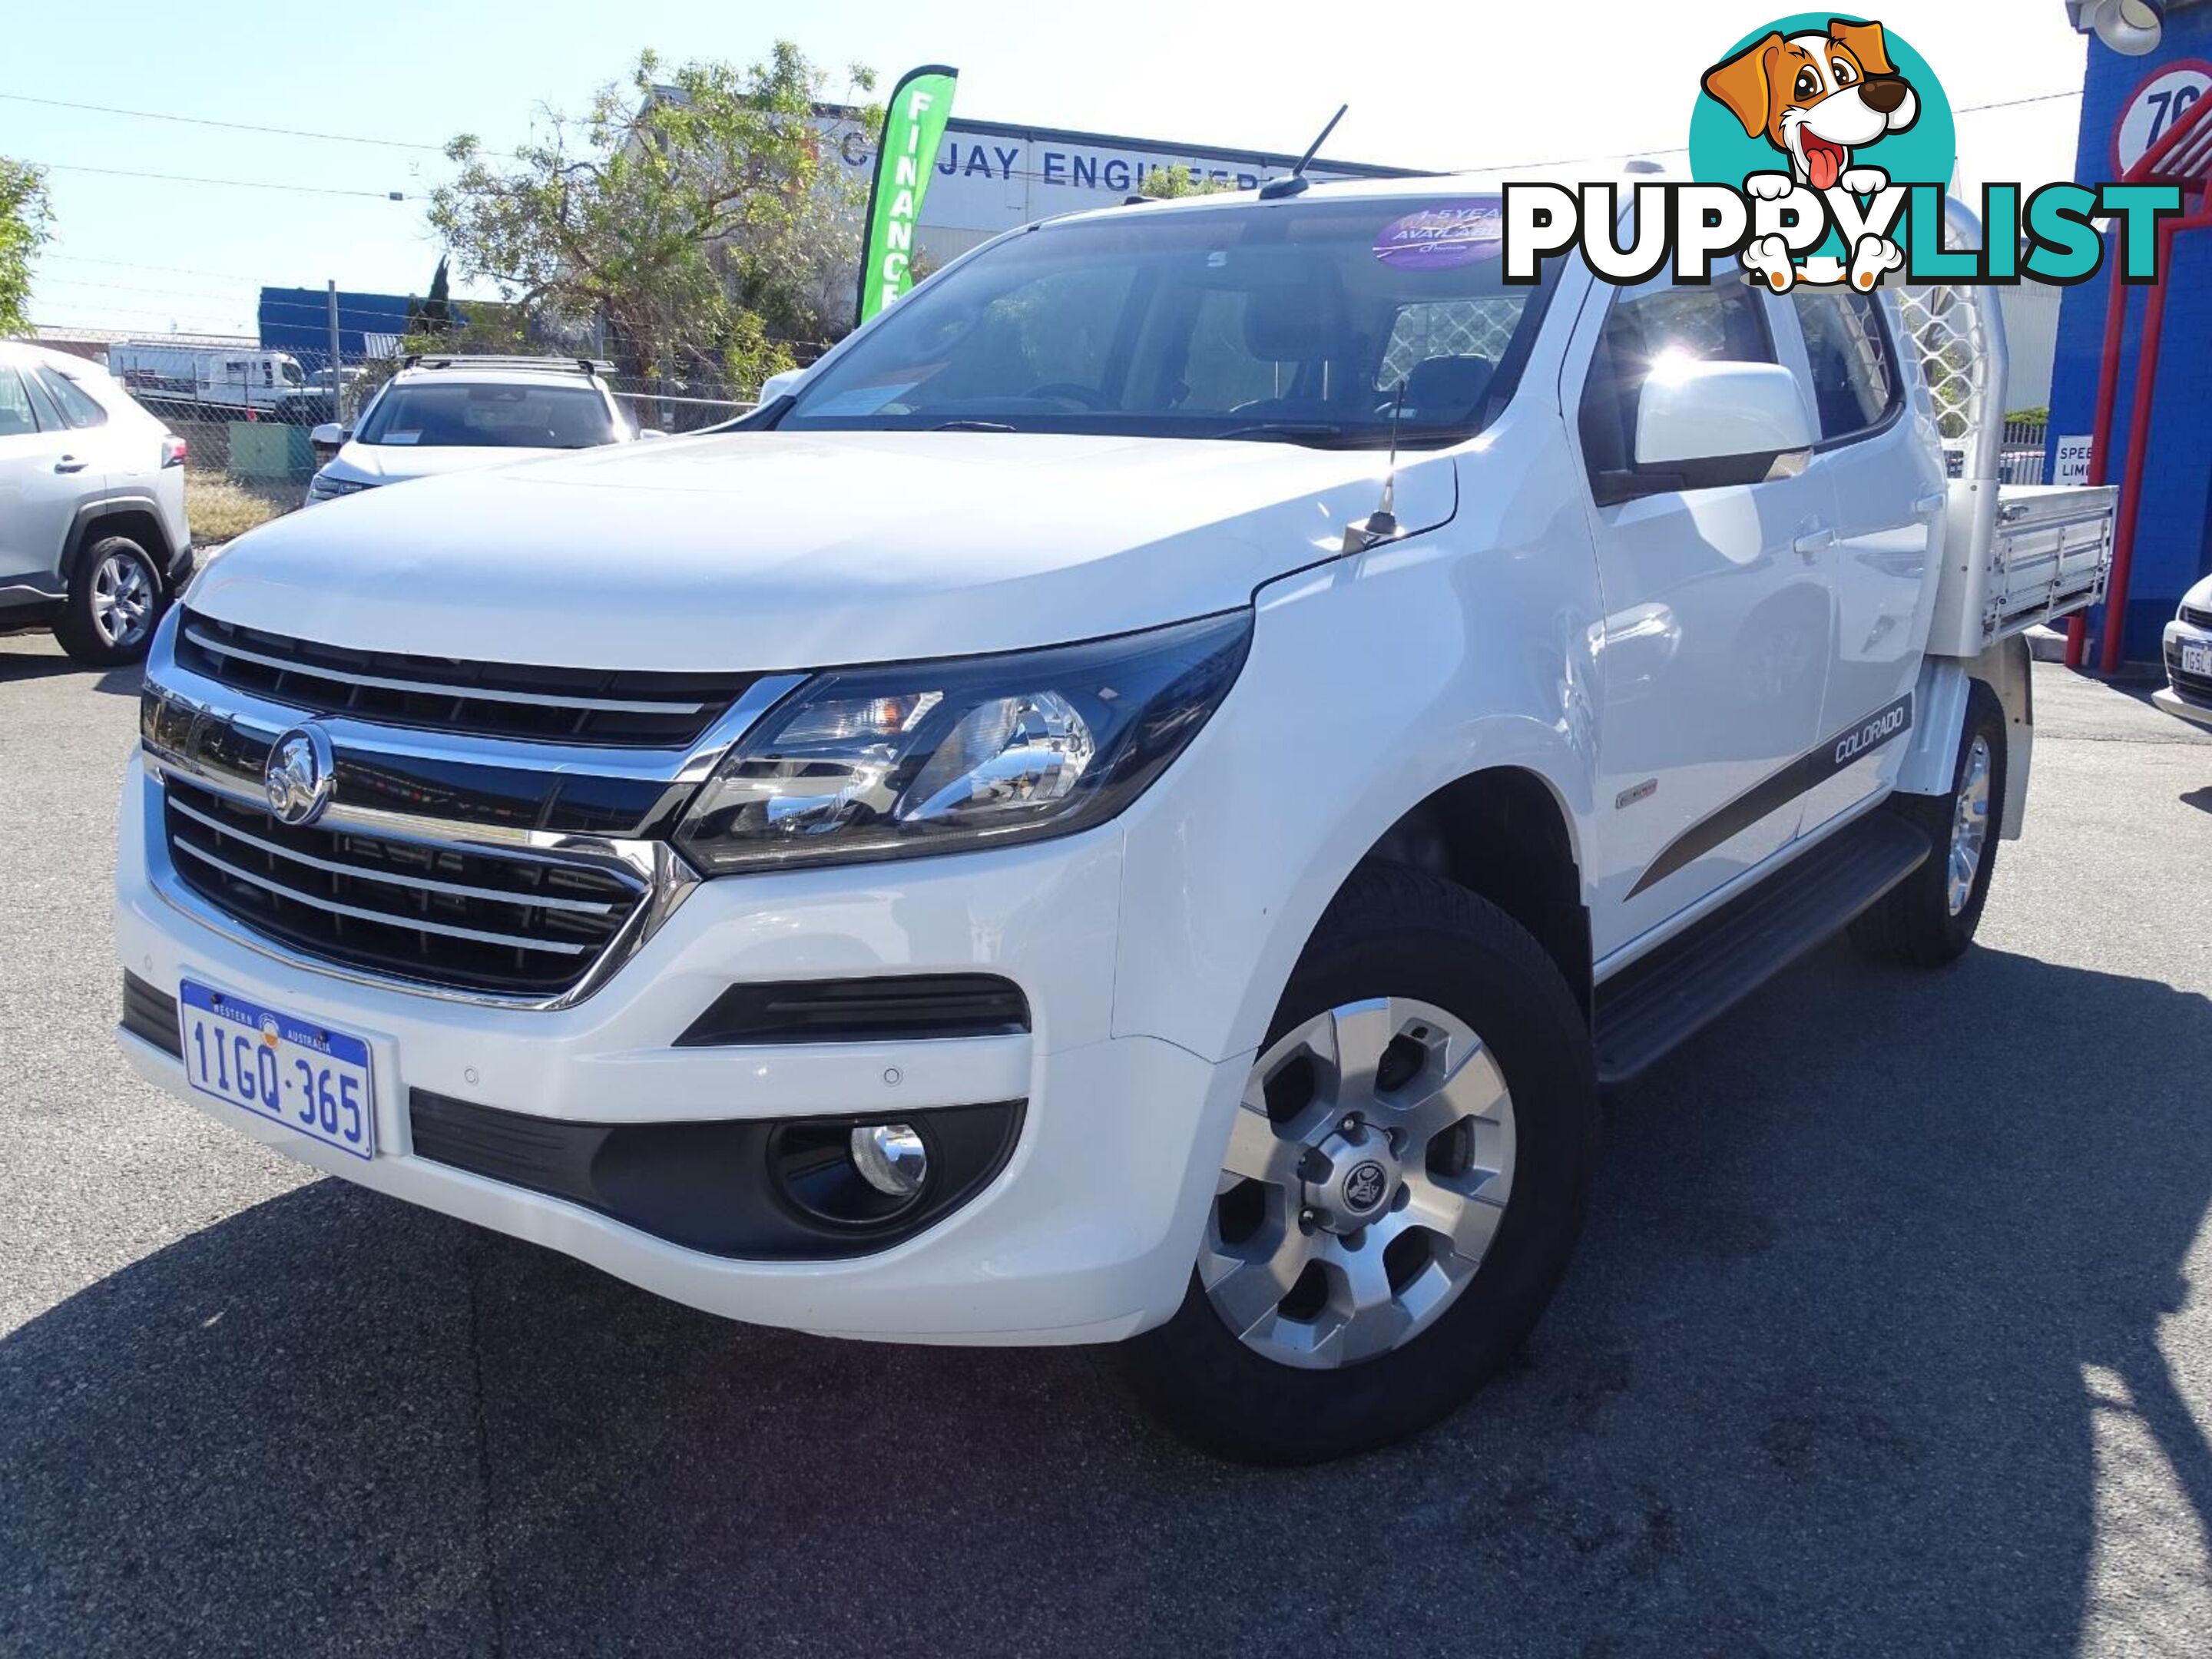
xmin=174 ymin=610 xmax=758 ymax=748
xmin=161 ymin=777 xmax=645 ymax=996
xmin=2166 ymin=643 xmax=2212 ymax=707
xmin=2181 ymin=604 xmax=2212 ymax=630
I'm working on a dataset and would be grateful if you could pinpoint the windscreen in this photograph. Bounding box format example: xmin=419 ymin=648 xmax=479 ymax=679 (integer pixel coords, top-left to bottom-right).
xmin=779 ymin=196 xmax=1546 ymax=446
xmin=355 ymin=382 xmax=618 ymax=449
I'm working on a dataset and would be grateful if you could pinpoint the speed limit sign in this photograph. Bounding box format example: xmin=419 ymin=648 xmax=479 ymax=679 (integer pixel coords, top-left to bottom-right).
xmin=2115 ymin=61 xmax=2212 ymax=177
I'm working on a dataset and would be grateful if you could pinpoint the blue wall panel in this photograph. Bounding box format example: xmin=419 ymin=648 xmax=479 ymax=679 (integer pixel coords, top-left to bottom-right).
xmin=257 ymin=287 xmax=440 ymax=366
xmin=2050 ymin=5 xmax=2212 ymax=658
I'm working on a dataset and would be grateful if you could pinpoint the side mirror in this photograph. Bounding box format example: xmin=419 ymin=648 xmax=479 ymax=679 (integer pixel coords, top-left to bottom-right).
xmin=1634 ymin=359 xmax=1813 ymax=475
xmin=310 ymin=422 xmax=348 ymax=449
xmin=757 ymin=367 xmax=809 ymax=404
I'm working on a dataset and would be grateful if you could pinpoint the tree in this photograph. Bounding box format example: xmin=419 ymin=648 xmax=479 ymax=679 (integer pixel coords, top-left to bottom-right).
xmin=430 ymin=45 xmax=875 ymax=396
xmin=346 ymin=303 xmax=535 ymax=417
xmin=405 ymin=255 xmax=454 ymax=339
xmin=0 ymin=157 xmax=52 ymax=337
xmin=1141 ymin=164 xmax=1237 ymax=201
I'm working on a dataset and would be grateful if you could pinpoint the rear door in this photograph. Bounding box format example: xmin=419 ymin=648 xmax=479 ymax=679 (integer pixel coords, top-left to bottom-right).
xmin=1778 ymin=286 xmax=1947 ymax=835
xmin=0 ymin=364 xmax=98 ymax=585
xmin=1568 ymin=271 xmax=1837 ymax=959
xmin=34 ymin=361 xmax=135 ymax=483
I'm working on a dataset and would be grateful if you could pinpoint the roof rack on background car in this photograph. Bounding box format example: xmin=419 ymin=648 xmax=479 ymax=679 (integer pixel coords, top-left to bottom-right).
xmin=398 ymin=354 xmax=614 ymax=376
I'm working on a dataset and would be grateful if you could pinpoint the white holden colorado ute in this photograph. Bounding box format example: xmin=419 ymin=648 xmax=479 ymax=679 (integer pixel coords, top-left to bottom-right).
xmin=115 ymin=174 xmax=2113 ymax=1462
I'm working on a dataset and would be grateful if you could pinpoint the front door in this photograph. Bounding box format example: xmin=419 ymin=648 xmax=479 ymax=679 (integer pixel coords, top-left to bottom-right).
xmin=1568 ymin=272 xmax=1836 ymax=960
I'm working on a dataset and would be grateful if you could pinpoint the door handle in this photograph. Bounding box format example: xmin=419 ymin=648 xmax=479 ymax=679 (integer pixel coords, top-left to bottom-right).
xmin=53 ymin=455 xmax=88 ymax=474
xmin=1792 ymin=527 xmax=1837 ymax=560
xmin=1912 ymin=490 xmax=1947 ymax=517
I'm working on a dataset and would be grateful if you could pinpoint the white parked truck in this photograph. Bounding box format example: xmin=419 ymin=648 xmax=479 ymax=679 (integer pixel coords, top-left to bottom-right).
xmin=115 ymin=174 xmax=2111 ymax=1462
xmin=105 ymin=341 xmax=323 ymax=422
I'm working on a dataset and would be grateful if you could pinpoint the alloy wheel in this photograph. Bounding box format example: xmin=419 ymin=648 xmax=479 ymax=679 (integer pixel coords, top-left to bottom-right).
xmin=1201 ymin=997 xmax=1515 ymax=1369
xmin=91 ymin=551 xmax=153 ymax=649
xmin=1947 ymin=733 xmax=1992 ymax=916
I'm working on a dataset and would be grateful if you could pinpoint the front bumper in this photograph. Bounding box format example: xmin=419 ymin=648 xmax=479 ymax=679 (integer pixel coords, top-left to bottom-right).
xmin=2160 ymin=618 xmax=2212 ymax=731
xmin=115 ymin=756 xmax=1240 ymax=1343
xmin=2152 ymin=686 xmax=2212 ymax=730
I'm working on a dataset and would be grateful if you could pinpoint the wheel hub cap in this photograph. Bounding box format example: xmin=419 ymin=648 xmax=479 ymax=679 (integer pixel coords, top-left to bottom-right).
xmin=1200 ymin=996 xmax=1516 ymax=1370
xmin=1303 ymin=1122 xmax=1400 ymax=1233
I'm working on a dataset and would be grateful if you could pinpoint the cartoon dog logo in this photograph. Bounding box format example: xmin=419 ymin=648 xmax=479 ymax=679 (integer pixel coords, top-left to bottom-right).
xmin=1703 ymin=18 xmax=1919 ymax=292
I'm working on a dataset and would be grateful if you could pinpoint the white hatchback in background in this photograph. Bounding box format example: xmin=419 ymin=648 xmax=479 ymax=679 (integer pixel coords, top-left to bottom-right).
xmin=305 ymin=356 xmax=641 ymax=506
xmin=0 ymin=340 xmax=191 ymax=665
xmin=2155 ymin=572 xmax=2212 ymax=732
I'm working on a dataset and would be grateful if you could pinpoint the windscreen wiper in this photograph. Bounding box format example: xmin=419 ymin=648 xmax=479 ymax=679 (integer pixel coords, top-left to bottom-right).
xmin=931 ymin=419 xmax=1019 ymax=432
xmin=1212 ymin=422 xmax=1349 ymax=445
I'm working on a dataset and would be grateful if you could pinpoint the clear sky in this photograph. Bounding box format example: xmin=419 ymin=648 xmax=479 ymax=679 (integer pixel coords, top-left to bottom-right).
xmin=4 ymin=0 xmax=2088 ymax=338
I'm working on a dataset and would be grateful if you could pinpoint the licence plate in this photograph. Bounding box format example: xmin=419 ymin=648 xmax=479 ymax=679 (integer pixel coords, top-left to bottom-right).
xmin=2184 ymin=640 xmax=2212 ymax=677
xmin=177 ymin=980 xmax=375 ymax=1160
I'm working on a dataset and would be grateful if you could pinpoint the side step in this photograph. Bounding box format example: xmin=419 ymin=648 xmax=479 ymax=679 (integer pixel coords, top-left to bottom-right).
xmin=1592 ymin=813 xmax=1932 ymax=1084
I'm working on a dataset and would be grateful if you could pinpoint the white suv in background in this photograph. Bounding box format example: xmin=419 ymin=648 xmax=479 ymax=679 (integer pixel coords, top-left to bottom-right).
xmin=0 ymin=341 xmax=191 ymax=667
xmin=306 ymin=356 xmax=643 ymax=505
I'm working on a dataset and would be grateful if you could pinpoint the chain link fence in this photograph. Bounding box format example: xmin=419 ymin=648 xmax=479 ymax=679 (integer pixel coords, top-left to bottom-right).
xmin=100 ymin=335 xmax=797 ymax=538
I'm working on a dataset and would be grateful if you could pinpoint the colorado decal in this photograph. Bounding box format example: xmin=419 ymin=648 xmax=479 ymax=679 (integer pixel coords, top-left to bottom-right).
xmin=1631 ymin=692 xmax=1914 ymax=896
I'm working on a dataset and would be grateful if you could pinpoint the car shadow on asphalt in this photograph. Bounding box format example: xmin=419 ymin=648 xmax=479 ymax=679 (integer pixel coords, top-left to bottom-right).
xmin=0 ymin=646 xmax=142 ymax=697
xmin=0 ymin=645 xmax=86 ymax=684
xmin=4 ymin=943 xmax=2210 ymax=1657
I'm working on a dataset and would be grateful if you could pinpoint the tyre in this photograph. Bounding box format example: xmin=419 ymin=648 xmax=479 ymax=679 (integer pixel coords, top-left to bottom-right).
xmin=1114 ymin=863 xmax=1600 ymax=1465
xmin=55 ymin=535 xmax=165 ymax=667
xmin=1849 ymin=680 xmax=2005 ymax=966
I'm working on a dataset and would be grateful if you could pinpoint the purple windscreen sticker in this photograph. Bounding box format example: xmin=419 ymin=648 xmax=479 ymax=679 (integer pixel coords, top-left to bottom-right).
xmin=1372 ymin=201 xmax=1505 ymax=269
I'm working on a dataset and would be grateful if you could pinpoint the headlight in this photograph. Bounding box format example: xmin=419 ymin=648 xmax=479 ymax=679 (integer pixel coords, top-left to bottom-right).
xmin=674 ymin=610 xmax=1251 ymax=874
xmin=306 ymin=472 xmax=369 ymax=502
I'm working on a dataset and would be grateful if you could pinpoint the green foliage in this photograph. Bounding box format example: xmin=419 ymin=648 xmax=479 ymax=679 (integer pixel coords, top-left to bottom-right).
xmin=1140 ymin=164 xmax=1237 ymax=200
xmin=344 ymin=303 xmax=535 ymax=415
xmin=404 ymin=255 xmax=453 ymax=339
xmin=0 ymin=157 xmax=52 ymax=337
xmin=429 ymin=44 xmax=875 ymax=395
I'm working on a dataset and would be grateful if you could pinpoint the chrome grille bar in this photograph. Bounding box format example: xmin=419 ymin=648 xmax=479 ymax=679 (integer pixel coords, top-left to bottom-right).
xmin=182 ymin=625 xmax=707 ymax=716
xmin=167 ymin=837 xmax=598 ymax=955
xmin=165 ymin=794 xmax=628 ymax=915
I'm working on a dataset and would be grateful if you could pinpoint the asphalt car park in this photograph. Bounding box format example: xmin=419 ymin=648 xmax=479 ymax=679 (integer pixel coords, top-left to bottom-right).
xmin=4 ymin=634 xmax=2210 ymax=1658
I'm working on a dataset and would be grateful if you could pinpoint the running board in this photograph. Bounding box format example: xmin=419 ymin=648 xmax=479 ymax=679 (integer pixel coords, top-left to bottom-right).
xmin=1592 ymin=813 xmax=1932 ymax=1085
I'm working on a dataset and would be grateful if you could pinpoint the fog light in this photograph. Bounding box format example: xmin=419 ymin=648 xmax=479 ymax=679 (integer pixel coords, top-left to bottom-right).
xmin=849 ymin=1122 xmax=927 ymax=1197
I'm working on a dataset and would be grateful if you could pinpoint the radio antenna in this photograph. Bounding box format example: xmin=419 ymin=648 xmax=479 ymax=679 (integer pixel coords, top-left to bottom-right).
xmin=1343 ymin=380 xmax=1406 ymax=555
xmin=1259 ymin=104 xmax=1348 ymax=200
